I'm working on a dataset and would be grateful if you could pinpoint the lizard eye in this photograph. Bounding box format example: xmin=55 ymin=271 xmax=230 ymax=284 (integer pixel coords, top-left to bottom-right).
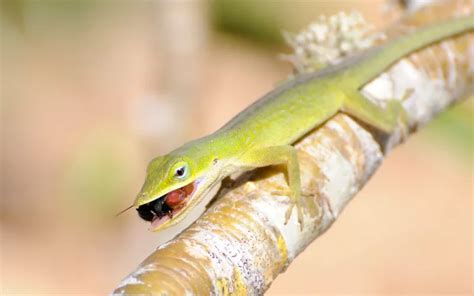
xmin=175 ymin=166 xmax=185 ymax=177
xmin=173 ymin=163 xmax=188 ymax=179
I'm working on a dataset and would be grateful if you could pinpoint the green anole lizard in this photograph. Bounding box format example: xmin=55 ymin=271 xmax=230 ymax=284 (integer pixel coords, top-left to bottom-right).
xmin=129 ymin=16 xmax=473 ymax=232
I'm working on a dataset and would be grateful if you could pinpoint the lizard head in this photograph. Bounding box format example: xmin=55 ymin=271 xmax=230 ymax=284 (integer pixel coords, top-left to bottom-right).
xmin=133 ymin=149 xmax=222 ymax=231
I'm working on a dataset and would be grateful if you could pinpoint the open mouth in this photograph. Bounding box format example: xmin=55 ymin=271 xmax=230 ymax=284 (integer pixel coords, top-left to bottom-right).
xmin=136 ymin=182 xmax=196 ymax=228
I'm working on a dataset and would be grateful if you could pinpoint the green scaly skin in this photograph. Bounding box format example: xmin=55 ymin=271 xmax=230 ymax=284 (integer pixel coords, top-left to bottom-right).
xmin=134 ymin=16 xmax=474 ymax=231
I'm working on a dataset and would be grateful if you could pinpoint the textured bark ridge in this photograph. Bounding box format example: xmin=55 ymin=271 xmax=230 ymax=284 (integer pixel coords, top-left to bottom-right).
xmin=113 ymin=1 xmax=473 ymax=295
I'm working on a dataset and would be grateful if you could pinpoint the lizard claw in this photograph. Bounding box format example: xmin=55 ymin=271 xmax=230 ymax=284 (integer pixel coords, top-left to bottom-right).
xmin=284 ymin=194 xmax=305 ymax=230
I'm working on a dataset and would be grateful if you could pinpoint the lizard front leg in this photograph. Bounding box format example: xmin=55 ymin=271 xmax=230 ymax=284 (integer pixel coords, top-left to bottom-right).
xmin=239 ymin=145 xmax=304 ymax=229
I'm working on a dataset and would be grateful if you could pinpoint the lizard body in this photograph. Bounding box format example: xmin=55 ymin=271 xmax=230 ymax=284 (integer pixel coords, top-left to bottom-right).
xmin=132 ymin=16 xmax=474 ymax=231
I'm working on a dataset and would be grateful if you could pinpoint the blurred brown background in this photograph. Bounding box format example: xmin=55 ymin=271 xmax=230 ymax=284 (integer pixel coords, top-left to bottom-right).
xmin=1 ymin=0 xmax=472 ymax=294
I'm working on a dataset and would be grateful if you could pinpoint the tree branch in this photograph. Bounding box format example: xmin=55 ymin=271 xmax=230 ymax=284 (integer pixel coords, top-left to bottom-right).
xmin=113 ymin=1 xmax=473 ymax=295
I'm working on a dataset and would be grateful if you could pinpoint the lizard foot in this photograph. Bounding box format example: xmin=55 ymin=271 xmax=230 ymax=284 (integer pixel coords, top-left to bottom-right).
xmin=284 ymin=193 xmax=305 ymax=230
xmin=387 ymin=99 xmax=409 ymax=142
xmin=270 ymin=188 xmax=305 ymax=230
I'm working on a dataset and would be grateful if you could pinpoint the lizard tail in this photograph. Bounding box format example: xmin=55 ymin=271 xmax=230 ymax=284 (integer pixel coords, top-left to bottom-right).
xmin=346 ymin=15 xmax=474 ymax=88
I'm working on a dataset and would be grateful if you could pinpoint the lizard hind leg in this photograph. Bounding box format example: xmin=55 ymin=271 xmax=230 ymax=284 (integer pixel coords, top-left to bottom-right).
xmin=341 ymin=90 xmax=408 ymax=137
xmin=239 ymin=145 xmax=305 ymax=230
